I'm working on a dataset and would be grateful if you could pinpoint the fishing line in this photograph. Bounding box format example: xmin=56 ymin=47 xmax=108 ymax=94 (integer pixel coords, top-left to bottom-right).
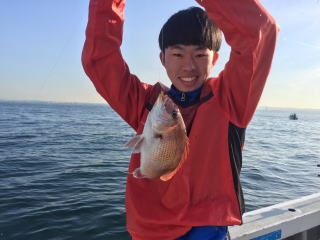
xmin=39 ymin=6 xmax=86 ymax=101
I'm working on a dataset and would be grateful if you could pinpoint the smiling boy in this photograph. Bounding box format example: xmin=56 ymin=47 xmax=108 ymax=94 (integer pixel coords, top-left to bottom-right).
xmin=82 ymin=0 xmax=278 ymax=239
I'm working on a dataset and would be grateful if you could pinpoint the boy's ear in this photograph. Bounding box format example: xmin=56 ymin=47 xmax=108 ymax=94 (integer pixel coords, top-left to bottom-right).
xmin=212 ymin=52 xmax=219 ymax=66
xmin=160 ymin=52 xmax=165 ymax=66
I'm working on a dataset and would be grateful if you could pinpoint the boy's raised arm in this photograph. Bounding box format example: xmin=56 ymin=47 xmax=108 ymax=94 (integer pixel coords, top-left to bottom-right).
xmin=82 ymin=0 xmax=150 ymax=130
xmin=197 ymin=0 xmax=279 ymax=127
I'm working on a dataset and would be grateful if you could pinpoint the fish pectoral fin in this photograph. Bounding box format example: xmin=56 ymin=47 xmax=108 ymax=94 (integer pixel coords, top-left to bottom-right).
xmin=129 ymin=168 xmax=145 ymax=179
xmin=125 ymin=135 xmax=144 ymax=153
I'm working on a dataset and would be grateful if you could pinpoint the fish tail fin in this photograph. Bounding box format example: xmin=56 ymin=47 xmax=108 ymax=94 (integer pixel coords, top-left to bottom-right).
xmin=160 ymin=137 xmax=189 ymax=181
xmin=125 ymin=135 xmax=144 ymax=153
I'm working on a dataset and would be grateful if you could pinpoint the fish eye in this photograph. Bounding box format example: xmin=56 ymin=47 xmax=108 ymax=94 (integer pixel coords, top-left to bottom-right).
xmin=154 ymin=133 xmax=163 ymax=139
xmin=172 ymin=111 xmax=178 ymax=119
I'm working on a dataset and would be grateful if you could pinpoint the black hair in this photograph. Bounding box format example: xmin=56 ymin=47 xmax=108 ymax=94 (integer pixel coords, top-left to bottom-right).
xmin=159 ymin=7 xmax=222 ymax=52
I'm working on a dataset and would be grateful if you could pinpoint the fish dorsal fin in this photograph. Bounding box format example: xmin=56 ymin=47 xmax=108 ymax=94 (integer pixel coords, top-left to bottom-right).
xmin=125 ymin=135 xmax=144 ymax=153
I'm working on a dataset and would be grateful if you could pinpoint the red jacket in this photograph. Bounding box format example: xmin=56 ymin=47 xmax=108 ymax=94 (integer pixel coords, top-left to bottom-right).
xmin=82 ymin=0 xmax=278 ymax=239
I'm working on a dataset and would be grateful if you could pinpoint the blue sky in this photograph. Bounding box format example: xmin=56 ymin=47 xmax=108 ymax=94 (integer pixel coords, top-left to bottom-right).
xmin=0 ymin=0 xmax=319 ymax=109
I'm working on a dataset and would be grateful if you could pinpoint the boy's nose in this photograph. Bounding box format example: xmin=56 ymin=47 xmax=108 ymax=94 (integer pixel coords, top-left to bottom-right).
xmin=182 ymin=56 xmax=196 ymax=71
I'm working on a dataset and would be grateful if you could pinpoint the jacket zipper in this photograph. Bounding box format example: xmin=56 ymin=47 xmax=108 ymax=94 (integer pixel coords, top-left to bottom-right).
xmin=181 ymin=93 xmax=186 ymax=102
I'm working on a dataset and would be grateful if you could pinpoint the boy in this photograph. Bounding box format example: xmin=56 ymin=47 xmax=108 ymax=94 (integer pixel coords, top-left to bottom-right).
xmin=82 ymin=0 xmax=278 ymax=239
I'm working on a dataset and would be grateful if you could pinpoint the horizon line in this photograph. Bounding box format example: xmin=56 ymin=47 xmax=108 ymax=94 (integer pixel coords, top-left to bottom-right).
xmin=1 ymin=98 xmax=319 ymax=110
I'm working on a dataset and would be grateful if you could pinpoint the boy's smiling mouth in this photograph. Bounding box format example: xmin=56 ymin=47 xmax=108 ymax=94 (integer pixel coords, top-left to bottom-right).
xmin=179 ymin=76 xmax=197 ymax=82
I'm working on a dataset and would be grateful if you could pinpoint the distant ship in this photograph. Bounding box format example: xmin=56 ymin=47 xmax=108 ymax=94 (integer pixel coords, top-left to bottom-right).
xmin=289 ymin=113 xmax=298 ymax=120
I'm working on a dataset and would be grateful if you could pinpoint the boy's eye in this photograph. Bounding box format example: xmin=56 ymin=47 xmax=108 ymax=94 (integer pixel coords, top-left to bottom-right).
xmin=173 ymin=53 xmax=183 ymax=57
xmin=196 ymin=54 xmax=207 ymax=58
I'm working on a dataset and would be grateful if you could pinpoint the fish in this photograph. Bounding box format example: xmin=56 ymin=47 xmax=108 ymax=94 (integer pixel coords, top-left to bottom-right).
xmin=126 ymin=91 xmax=189 ymax=181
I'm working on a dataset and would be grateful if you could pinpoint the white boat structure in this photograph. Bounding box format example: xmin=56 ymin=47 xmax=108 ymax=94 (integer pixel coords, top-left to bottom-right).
xmin=229 ymin=193 xmax=320 ymax=240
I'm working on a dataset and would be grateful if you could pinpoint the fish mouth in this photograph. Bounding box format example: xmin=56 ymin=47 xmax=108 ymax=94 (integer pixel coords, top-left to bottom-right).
xmin=152 ymin=92 xmax=180 ymax=130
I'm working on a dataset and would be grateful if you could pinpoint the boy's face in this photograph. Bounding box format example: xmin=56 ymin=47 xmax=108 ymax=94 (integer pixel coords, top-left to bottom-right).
xmin=160 ymin=44 xmax=219 ymax=92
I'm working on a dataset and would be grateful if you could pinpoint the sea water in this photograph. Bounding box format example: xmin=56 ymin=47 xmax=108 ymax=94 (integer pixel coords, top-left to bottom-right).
xmin=0 ymin=101 xmax=319 ymax=240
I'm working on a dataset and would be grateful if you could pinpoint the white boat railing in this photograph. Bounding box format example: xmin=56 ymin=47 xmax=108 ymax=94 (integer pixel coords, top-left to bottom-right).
xmin=229 ymin=193 xmax=320 ymax=240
